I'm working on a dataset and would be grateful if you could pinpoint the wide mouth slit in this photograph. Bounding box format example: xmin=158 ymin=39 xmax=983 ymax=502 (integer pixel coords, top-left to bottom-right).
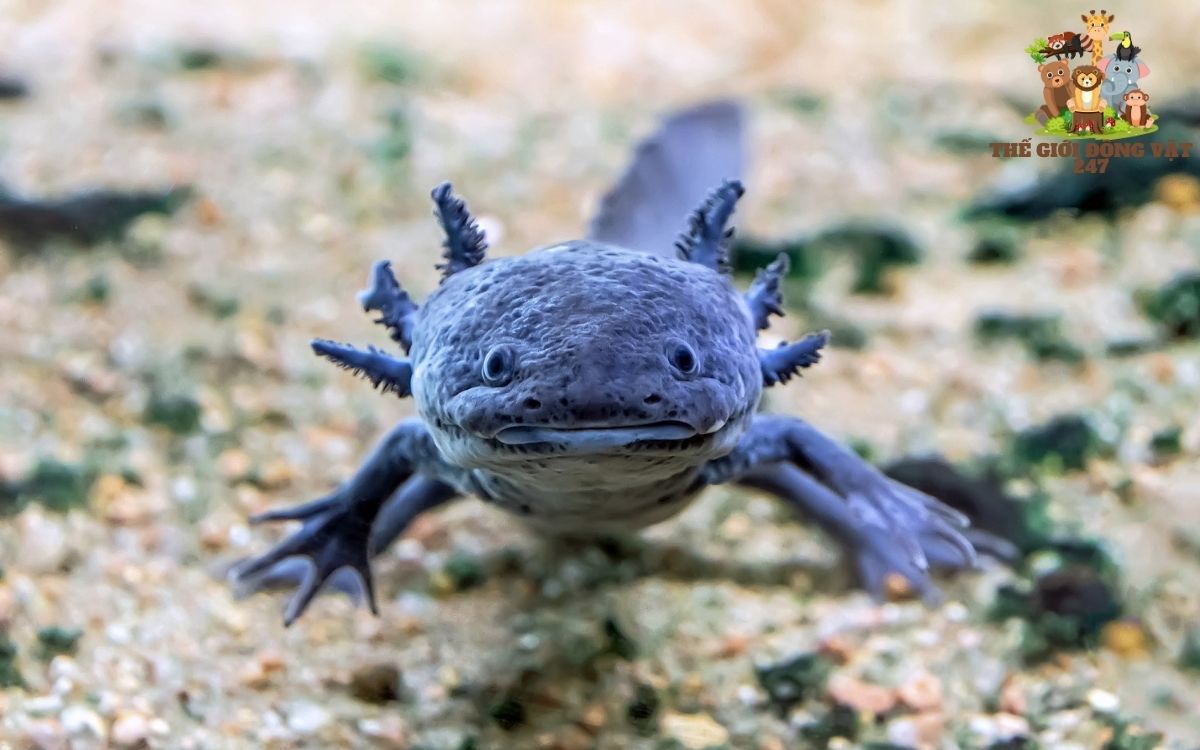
xmin=494 ymin=420 xmax=697 ymax=448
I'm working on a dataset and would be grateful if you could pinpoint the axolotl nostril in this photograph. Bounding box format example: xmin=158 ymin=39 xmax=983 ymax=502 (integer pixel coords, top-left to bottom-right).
xmin=232 ymin=101 xmax=1011 ymax=626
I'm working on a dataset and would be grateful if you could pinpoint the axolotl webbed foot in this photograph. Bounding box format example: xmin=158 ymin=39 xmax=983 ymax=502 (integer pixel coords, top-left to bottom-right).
xmin=231 ymin=495 xmax=378 ymax=626
xmin=709 ymin=416 xmax=1011 ymax=604
xmin=230 ymin=421 xmax=454 ymax=626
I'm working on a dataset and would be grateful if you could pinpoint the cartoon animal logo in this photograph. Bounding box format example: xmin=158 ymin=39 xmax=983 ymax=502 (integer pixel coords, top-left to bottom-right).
xmin=1025 ymin=9 xmax=1157 ymax=139
xmin=1071 ymin=65 xmax=1106 ymax=113
xmin=1098 ymin=56 xmax=1149 ymax=114
xmin=1081 ymin=9 xmax=1115 ymax=66
xmin=1042 ymin=31 xmax=1091 ymax=60
xmin=1036 ymin=59 xmax=1074 ymax=125
xmin=1109 ymin=30 xmax=1141 ymax=61
xmin=1121 ymin=89 xmax=1155 ymax=127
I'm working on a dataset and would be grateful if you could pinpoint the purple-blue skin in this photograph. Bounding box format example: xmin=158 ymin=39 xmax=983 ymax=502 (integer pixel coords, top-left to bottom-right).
xmin=232 ymin=103 xmax=1006 ymax=626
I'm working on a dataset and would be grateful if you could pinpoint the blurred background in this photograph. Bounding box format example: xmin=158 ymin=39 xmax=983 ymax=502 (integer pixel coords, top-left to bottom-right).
xmin=1 ymin=1 xmax=1199 ymax=748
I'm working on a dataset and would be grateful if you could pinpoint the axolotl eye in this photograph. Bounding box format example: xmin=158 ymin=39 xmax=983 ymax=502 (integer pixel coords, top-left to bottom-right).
xmin=667 ymin=340 xmax=699 ymax=376
xmin=481 ymin=344 xmax=517 ymax=386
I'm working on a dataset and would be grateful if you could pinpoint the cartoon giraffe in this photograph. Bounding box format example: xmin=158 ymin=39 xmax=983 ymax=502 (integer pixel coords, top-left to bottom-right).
xmin=1082 ymin=9 xmax=1115 ymax=67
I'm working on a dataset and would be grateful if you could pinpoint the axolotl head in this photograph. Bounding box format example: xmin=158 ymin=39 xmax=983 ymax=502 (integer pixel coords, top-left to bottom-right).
xmin=410 ymin=243 xmax=761 ymax=477
xmin=313 ymin=181 xmax=825 ymax=492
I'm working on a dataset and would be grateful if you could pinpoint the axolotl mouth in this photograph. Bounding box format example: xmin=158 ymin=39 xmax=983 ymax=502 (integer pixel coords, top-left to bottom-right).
xmin=493 ymin=419 xmax=706 ymax=452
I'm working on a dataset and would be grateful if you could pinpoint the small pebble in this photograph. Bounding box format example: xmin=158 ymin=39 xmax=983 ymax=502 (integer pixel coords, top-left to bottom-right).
xmin=659 ymin=711 xmax=730 ymax=750
xmin=110 ymin=712 xmax=150 ymax=748
xmin=24 ymin=694 xmax=64 ymax=715
xmin=349 ymin=663 xmax=403 ymax=704
xmin=827 ymin=673 xmax=897 ymax=716
xmin=22 ymin=718 xmax=67 ymax=750
xmin=578 ymin=702 xmax=607 ymax=733
xmin=1101 ymin=620 xmax=1150 ymax=658
xmin=61 ymin=704 xmax=107 ymax=742
xmin=286 ymin=701 xmax=331 ymax=734
xmin=357 ymin=715 xmax=408 ymax=747
xmin=1087 ymin=688 xmax=1120 ymax=714
xmin=898 ymin=671 xmax=943 ymax=712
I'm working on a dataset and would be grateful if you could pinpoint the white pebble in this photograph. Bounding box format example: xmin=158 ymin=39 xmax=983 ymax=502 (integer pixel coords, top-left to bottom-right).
xmin=736 ymin=684 xmax=760 ymax=706
xmin=61 ymin=705 xmax=107 ymax=741
xmin=1087 ymin=688 xmax=1120 ymax=714
xmin=24 ymin=694 xmax=64 ymax=715
xmin=111 ymin=712 xmax=150 ymax=748
xmin=286 ymin=701 xmax=331 ymax=734
xmin=887 ymin=717 xmax=920 ymax=746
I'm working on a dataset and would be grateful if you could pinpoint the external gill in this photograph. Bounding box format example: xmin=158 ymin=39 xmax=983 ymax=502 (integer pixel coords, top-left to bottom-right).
xmin=311 ymin=339 xmax=413 ymax=397
xmin=358 ymin=260 xmax=419 ymax=353
xmin=759 ymin=330 xmax=830 ymax=387
xmin=431 ymin=181 xmax=488 ymax=281
xmin=675 ymin=179 xmax=743 ymax=274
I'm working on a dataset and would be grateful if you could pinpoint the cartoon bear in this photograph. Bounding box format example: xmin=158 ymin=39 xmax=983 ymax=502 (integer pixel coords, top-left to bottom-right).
xmin=1036 ymin=59 xmax=1074 ymax=125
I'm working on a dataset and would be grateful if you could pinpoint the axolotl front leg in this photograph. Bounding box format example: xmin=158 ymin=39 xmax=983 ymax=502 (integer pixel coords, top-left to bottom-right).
xmin=232 ymin=419 xmax=458 ymax=625
xmin=702 ymin=415 xmax=989 ymax=603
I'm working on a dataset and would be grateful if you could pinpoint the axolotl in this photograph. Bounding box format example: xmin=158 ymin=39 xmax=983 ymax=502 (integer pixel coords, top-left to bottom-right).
xmin=233 ymin=102 xmax=1001 ymax=625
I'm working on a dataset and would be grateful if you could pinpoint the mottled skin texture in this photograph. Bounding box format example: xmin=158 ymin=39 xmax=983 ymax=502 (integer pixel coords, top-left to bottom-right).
xmin=415 ymin=243 xmax=758 ymax=533
xmin=233 ymin=106 xmax=1006 ymax=627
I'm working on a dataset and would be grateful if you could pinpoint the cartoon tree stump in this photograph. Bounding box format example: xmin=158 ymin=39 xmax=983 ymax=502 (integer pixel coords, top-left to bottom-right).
xmin=1072 ymin=111 xmax=1104 ymax=134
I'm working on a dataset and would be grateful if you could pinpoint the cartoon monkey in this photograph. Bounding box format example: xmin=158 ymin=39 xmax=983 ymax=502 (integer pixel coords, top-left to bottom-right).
xmin=1036 ymin=59 xmax=1075 ymax=124
xmin=1121 ymin=89 xmax=1155 ymax=127
xmin=1070 ymin=65 xmax=1107 ymax=113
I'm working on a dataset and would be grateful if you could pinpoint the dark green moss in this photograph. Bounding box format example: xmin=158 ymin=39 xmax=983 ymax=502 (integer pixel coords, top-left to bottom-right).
xmin=775 ymin=90 xmax=824 ymax=114
xmin=0 ymin=635 xmax=24 ymax=688
xmin=370 ymin=108 xmax=413 ymax=168
xmin=986 ymin=738 xmax=1039 ymax=750
xmin=488 ymin=695 xmax=526 ymax=730
xmin=992 ymin=561 xmax=1122 ymax=663
xmin=847 ymin=437 xmax=875 ymax=462
xmin=810 ymin=224 xmax=921 ymax=295
xmin=1178 ymin=627 xmax=1200 ymax=671
xmin=799 ymin=703 xmax=860 ymax=748
xmin=21 ymin=458 xmax=95 ymax=513
xmin=442 ymin=552 xmax=487 ymax=591
xmin=36 ymin=627 xmax=82 ymax=660
xmin=731 ymin=237 xmax=820 ymax=285
xmin=968 ymin=234 xmax=1020 ymax=265
xmin=1140 ymin=271 xmax=1200 ymax=340
xmin=602 ymin=615 xmax=638 ymax=660
xmin=0 ymin=478 xmax=22 ymax=517
xmin=973 ymin=311 xmax=1084 ymax=363
xmin=177 ymin=46 xmax=224 ymax=70
xmin=754 ymin=652 xmax=833 ymax=713
xmin=1010 ymin=414 xmax=1101 ymax=473
xmin=1105 ymin=337 xmax=1159 ymax=357
xmin=143 ymin=392 xmax=203 ymax=435
xmin=626 ymin=682 xmax=660 ymax=731
xmin=1149 ymin=426 xmax=1182 ymax=459
xmin=358 ymin=43 xmax=423 ymax=85
xmin=80 ymin=273 xmax=112 ymax=304
xmin=186 ymin=284 xmax=240 ymax=319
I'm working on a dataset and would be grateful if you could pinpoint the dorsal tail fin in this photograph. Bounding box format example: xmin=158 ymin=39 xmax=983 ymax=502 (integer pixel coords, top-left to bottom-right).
xmin=588 ymin=100 xmax=745 ymax=257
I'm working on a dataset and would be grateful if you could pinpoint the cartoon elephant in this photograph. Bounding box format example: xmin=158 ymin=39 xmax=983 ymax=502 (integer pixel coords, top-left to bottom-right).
xmin=1098 ymin=55 xmax=1149 ymax=114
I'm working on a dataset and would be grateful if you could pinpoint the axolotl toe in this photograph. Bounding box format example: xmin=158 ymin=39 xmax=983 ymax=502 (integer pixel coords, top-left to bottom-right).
xmin=233 ymin=102 xmax=1002 ymax=626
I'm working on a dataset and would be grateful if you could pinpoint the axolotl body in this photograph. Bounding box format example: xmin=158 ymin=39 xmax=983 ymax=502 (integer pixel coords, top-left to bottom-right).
xmin=234 ymin=103 xmax=1001 ymax=625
